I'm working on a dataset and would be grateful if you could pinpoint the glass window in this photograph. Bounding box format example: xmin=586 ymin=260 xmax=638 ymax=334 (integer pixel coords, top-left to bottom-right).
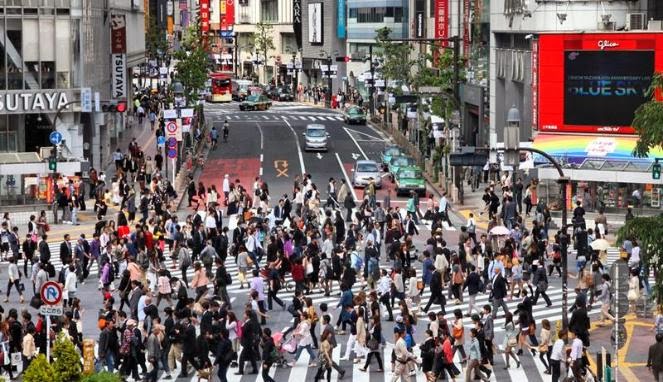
xmin=39 ymin=19 xmax=55 ymax=62
xmin=394 ymin=7 xmax=403 ymax=22
xmin=6 ymin=20 xmax=23 ymax=90
xmin=22 ymin=19 xmax=39 ymax=62
xmin=260 ymin=0 xmax=278 ymax=23
xmin=0 ymin=19 xmax=5 ymax=90
xmin=70 ymin=19 xmax=80 ymax=87
xmin=349 ymin=8 xmax=357 ymax=18
xmin=281 ymin=33 xmax=296 ymax=54
xmin=430 ymin=0 xmax=434 ymax=17
xmin=356 ymin=7 xmax=386 ymax=23
xmin=41 ymin=61 xmax=55 ymax=89
xmin=385 ymin=7 xmax=393 ymax=17
xmin=56 ymin=19 xmax=70 ymax=88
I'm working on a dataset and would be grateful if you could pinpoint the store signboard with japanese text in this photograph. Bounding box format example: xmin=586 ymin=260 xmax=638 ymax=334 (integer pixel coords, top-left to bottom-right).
xmin=537 ymin=33 xmax=663 ymax=134
xmin=293 ymin=0 xmax=302 ymax=47
xmin=200 ymin=0 xmax=210 ymax=33
xmin=111 ymin=14 xmax=127 ymax=100
xmin=434 ymin=0 xmax=449 ymax=64
xmin=337 ymin=0 xmax=346 ymax=39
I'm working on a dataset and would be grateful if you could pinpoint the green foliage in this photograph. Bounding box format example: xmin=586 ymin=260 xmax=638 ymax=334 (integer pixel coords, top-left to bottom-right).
xmin=52 ymin=333 xmax=82 ymax=382
xmin=145 ymin=16 xmax=168 ymax=59
xmin=632 ymin=73 xmax=663 ymax=158
xmin=616 ymin=216 xmax=663 ymax=304
xmin=23 ymin=354 xmax=56 ymax=382
xmin=412 ymin=49 xmax=465 ymax=117
xmin=80 ymin=371 xmax=122 ymax=382
xmin=375 ymin=27 xmax=414 ymax=95
xmin=253 ymin=22 xmax=275 ymax=62
xmin=174 ymin=23 xmax=209 ymax=105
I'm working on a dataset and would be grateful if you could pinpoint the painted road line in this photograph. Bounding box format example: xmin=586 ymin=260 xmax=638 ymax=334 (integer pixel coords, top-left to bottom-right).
xmin=343 ymin=127 xmax=369 ymax=160
xmin=287 ymin=349 xmax=311 ymax=382
xmin=336 ymin=152 xmax=358 ymax=202
xmin=331 ymin=342 xmax=342 ymax=380
xmin=283 ymin=117 xmax=306 ymax=174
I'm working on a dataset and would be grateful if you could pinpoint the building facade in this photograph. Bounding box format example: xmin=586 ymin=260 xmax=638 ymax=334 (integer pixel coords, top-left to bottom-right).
xmin=0 ymin=0 xmax=145 ymax=204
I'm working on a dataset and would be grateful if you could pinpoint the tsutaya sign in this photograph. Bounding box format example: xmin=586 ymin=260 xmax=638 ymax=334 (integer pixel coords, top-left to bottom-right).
xmin=0 ymin=90 xmax=77 ymax=114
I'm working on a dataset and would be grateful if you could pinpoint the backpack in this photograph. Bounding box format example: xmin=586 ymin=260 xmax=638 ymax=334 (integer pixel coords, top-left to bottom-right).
xmin=224 ymin=271 xmax=232 ymax=285
xmin=58 ymin=268 xmax=67 ymax=285
xmin=352 ymin=252 xmax=363 ymax=270
xmin=119 ymin=328 xmax=132 ymax=356
xmin=180 ymin=248 xmax=192 ymax=268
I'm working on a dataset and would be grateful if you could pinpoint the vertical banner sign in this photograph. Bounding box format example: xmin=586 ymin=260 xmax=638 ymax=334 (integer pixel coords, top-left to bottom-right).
xmin=144 ymin=0 xmax=149 ymax=32
xmin=179 ymin=0 xmax=188 ymax=28
xmin=157 ymin=0 xmax=168 ymax=28
xmin=210 ymin=0 xmax=221 ymax=29
xmin=531 ymin=38 xmax=539 ymax=130
xmin=293 ymin=0 xmax=302 ymax=48
xmin=110 ymin=14 xmax=127 ymax=100
xmin=337 ymin=0 xmax=346 ymax=39
xmin=415 ymin=11 xmax=424 ymax=38
xmin=220 ymin=0 xmax=227 ymax=30
xmin=225 ymin=0 xmax=234 ymax=26
xmin=463 ymin=0 xmax=470 ymax=60
xmin=200 ymin=0 xmax=210 ymax=33
xmin=434 ymin=0 xmax=449 ymax=64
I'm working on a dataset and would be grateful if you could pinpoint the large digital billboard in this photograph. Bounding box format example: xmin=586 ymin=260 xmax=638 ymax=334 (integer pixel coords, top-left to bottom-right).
xmin=537 ymin=33 xmax=663 ymax=135
xmin=564 ymin=50 xmax=653 ymax=126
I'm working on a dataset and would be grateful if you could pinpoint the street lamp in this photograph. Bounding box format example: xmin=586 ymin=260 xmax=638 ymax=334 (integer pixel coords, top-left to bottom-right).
xmin=320 ymin=50 xmax=333 ymax=108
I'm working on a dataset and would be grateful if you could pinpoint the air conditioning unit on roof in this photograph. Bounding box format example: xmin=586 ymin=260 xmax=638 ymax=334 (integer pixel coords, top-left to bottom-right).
xmin=626 ymin=12 xmax=646 ymax=30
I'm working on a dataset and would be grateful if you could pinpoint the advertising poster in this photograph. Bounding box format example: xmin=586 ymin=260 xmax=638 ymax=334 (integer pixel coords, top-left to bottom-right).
xmin=293 ymin=0 xmax=302 ymax=47
xmin=337 ymin=0 xmax=346 ymax=39
xmin=308 ymin=3 xmax=323 ymax=45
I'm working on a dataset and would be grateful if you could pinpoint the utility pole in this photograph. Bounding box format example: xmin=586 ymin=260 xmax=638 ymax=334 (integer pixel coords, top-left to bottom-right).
xmin=234 ymin=35 xmax=239 ymax=77
xmin=369 ymin=45 xmax=375 ymax=116
xmin=326 ymin=54 xmax=332 ymax=108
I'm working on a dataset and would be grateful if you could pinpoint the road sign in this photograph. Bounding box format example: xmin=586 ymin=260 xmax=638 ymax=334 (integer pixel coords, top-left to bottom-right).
xmin=39 ymin=305 xmax=64 ymax=316
xmin=330 ymin=65 xmax=338 ymax=71
xmin=167 ymin=137 xmax=177 ymax=148
xmin=81 ymin=87 xmax=92 ymax=112
xmin=40 ymin=281 xmax=63 ymax=306
xmin=157 ymin=136 xmax=166 ymax=147
xmin=49 ymin=131 xmax=63 ymax=145
xmin=220 ymin=30 xmax=233 ymax=38
xmin=319 ymin=64 xmax=328 ymax=72
xmin=167 ymin=147 xmax=177 ymax=159
xmin=94 ymin=91 xmax=101 ymax=112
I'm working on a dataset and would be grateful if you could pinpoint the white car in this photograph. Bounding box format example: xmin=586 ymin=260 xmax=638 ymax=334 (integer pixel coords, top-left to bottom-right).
xmin=303 ymin=124 xmax=329 ymax=151
xmin=351 ymin=160 xmax=382 ymax=188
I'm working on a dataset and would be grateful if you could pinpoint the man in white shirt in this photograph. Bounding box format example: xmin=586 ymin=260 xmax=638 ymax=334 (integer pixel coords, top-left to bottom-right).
xmin=569 ymin=330 xmax=585 ymax=380
xmin=222 ymin=174 xmax=230 ymax=202
xmin=550 ymin=329 xmax=567 ymax=381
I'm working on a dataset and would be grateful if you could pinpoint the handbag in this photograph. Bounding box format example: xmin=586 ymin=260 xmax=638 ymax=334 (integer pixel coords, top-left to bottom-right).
xmin=367 ymin=338 xmax=379 ymax=351
xmin=507 ymin=336 xmax=518 ymax=347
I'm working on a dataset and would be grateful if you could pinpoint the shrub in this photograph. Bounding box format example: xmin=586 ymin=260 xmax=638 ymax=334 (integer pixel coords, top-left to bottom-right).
xmin=23 ymin=354 xmax=55 ymax=382
xmin=80 ymin=371 xmax=122 ymax=382
xmin=52 ymin=333 xmax=82 ymax=382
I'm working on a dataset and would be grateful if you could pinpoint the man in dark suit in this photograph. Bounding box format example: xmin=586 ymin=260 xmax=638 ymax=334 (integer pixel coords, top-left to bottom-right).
xmin=59 ymin=234 xmax=72 ymax=265
xmin=648 ymin=333 xmax=663 ymax=381
xmin=128 ymin=280 xmax=143 ymax=320
xmin=491 ymin=267 xmax=510 ymax=319
xmin=38 ymin=235 xmax=51 ymax=264
xmin=273 ymin=199 xmax=285 ymax=226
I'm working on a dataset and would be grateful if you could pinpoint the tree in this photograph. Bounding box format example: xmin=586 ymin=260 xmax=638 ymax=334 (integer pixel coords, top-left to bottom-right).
xmin=23 ymin=355 xmax=56 ymax=382
xmin=52 ymin=333 xmax=82 ymax=382
xmin=253 ymin=22 xmax=276 ymax=83
xmin=617 ymin=216 xmax=663 ymax=306
xmin=631 ymin=73 xmax=663 ymax=157
xmin=375 ymin=27 xmax=414 ymax=95
xmin=173 ymin=23 xmax=209 ymax=104
xmin=145 ymin=17 xmax=168 ymax=60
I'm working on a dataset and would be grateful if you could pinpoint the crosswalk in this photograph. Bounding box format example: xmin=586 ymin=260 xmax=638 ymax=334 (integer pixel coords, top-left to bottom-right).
xmin=25 ymin=242 xmax=632 ymax=331
xmin=213 ymin=113 xmax=345 ymax=122
xmin=14 ymin=242 xmax=638 ymax=381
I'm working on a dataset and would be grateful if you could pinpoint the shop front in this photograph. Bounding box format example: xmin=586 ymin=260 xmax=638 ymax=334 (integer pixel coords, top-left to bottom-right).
xmin=532 ymin=134 xmax=663 ymax=212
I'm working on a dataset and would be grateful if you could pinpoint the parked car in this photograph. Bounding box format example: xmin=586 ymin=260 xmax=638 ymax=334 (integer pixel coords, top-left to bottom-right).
xmin=351 ymin=160 xmax=382 ymax=188
xmin=388 ymin=156 xmax=417 ymax=179
xmin=303 ymin=124 xmax=329 ymax=151
xmin=344 ymin=106 xmax=366 ymax=124
xmin=239 ymin=94 xmax=272 ymax=111
xmin=277 ymin=87 xmax=295 ymax=101
xmin=394 ymin=166 xmax=426 ymax=196
xmin=381 ymin=145 xmax=403 ymax=170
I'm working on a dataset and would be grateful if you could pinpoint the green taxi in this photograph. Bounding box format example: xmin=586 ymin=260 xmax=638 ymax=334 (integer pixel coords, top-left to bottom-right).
xmin=394 ymin=165 xmax=426 ymax=196
xmin=388 ymin=156 xmax=417 ymax=179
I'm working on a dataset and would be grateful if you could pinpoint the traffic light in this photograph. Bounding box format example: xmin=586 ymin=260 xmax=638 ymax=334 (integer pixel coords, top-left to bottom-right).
xmin=653 ymin=160 xmax=661 ymax=180
xmin=335 ymin=56 xmax=350 ymax=63
xmin=48 ymin=157 xmax=57 ymax=171
xmin=102 ymin=101 xmax=127 ymax=113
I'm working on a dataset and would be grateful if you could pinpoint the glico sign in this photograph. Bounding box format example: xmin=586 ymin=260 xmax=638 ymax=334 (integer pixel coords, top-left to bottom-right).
xmin=537 ymin=32 xmax=663 ymax=135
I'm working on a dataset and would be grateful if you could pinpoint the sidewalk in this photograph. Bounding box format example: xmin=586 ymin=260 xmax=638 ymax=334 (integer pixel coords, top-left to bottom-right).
xmin=586 ymin=312 xmax=657 ymax=381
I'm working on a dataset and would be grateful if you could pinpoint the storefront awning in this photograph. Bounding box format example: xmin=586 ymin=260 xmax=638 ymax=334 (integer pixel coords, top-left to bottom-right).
xmin=531 ymin=134 xmax=663 ymax=166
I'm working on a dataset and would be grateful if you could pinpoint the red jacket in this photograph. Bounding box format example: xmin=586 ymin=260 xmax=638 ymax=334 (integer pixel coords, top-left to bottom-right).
xmin=292 ymin=263 xmax=305 ymax=282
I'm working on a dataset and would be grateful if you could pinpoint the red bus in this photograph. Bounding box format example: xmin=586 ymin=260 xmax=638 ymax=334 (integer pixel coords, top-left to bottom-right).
xmin=207 ymin=72 xmax=232 ymax=102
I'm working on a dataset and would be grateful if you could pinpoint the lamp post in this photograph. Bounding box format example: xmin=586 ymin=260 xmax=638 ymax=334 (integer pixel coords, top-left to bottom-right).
xmin=503 ymin=105 xmax=569 ymax=330
xmin=319 ymin=50 xmax=333 ymax=108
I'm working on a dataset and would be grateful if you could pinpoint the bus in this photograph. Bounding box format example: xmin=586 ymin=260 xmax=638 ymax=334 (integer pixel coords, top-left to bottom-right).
xmin=231 ymin=79 xmax=254 ymax=101
xmin=207 ymin=72 xmax=232 ymax=102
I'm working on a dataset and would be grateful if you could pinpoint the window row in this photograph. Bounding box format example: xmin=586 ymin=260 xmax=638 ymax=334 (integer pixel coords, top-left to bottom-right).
xmin=348 ymin=7 xmax=404 ymax=23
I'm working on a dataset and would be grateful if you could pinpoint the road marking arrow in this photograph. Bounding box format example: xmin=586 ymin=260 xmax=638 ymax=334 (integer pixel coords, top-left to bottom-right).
xmin=351 ymin=153 xmax=360 ymax=160
xmin=316 ymin=153 xmax=323 ymax=160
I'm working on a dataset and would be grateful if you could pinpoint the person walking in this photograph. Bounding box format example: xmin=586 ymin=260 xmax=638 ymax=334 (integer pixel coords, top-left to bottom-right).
xmin=502 ymin=312 xmax=520 ymax=369
xmin=289 ymin=311 xmax=317 ymax=367
xmin=647 ymin=333 xmax=663 ymax=382
xmin=597 ymin=274 xmax=615 ymax=326
xmin=491 ymin=267 xmax=510 ymax=318
xmin=466 ymin=328 xmax=490 ymax=382
xmin=360 ymin=314 xmax=383 ymax=372
xmin=5 ymin=256 xmax=24 ymax=303
xmin=532 ymin=261 xmax=553 ymax=307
